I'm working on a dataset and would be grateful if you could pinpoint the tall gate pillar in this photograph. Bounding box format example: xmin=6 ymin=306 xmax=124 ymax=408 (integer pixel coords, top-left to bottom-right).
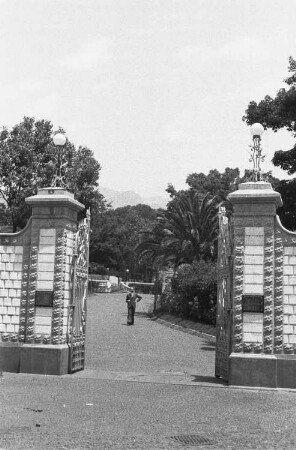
xmin=20 ymin=187 xmax=84 ymax=375
xmin=228 ymin=181 xmax=283 ymax=388
xmin=0 ymin=188 xmax=84 ymax=375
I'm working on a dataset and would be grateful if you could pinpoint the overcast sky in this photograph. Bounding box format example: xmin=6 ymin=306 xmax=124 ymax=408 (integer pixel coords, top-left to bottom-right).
xmin=1 ymin=0 xmax=296 ymax=198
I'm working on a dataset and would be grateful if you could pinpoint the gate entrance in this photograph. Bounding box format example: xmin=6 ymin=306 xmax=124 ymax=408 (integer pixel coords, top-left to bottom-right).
xmin=215 ymin=207 xmax=233 ymax=381
xmin=69 ymin=211 xmax=90 ymax=373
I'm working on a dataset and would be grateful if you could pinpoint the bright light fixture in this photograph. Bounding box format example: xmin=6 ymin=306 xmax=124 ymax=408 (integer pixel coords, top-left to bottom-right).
xmin=250 ymin=123 xmax=264 ymax=138
xmin=53 ymin=133 xmax=66 ymax=146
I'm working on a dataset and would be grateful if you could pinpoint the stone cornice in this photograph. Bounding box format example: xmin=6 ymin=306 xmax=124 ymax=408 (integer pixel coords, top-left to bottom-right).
xmin=228 ymin=182 xmax=283 ymax=208
xmin=26 ymin=187 xmax=84 ymax=212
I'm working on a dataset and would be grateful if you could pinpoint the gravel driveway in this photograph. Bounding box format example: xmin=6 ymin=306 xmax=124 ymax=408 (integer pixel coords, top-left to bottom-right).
xmin=0 ymin=292 xmax=296 ymax=449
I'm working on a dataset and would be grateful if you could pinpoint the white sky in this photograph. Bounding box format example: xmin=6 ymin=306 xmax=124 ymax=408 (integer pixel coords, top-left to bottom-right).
xmin=1 ymin=0 xmax=296 ymax=198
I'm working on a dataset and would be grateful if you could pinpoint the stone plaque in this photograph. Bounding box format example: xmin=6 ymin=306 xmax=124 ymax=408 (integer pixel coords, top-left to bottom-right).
xmin=242 ymin=295 xmax=264 ymax=313
xmin=35 ymin=291 xmax=53 ymax=307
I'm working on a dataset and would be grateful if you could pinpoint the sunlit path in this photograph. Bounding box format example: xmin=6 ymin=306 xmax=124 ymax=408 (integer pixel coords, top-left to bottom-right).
xmin=82 ymin=292 xmax=218 ymax=385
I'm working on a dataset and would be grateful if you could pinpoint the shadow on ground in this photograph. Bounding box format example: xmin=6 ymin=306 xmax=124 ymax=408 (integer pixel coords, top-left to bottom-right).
xmin=121 ymin=312 xmax=152 ymax=318
xmin=200 ymin=341 xmax=216 ymax=351
xmin=191 ymin=374 xmax=227 ymax=385
xmin=135 ymin=312 xmax=152 ymax=318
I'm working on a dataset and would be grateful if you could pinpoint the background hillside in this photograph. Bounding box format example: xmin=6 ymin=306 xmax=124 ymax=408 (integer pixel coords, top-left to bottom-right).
xmin=99 ymin=186 xmax=168 ymax=209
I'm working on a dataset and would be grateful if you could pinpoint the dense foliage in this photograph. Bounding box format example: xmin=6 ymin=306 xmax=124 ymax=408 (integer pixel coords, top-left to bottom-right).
xmin=243 ymin=56 xmax=296 ymax=230
xmin=135 ymin=183 xmax=226 ymax=324
xmin=136 ymin=188 xmax=225 ymax=268
xmin=90 ymin=204 xmax=159 ymax=280
xmin=160 ymin=260 xmax=217 ymax=324
xmin=186 ymin=167 xmax=240 ymax=197
xmin=0 ymin=116 xmax=106 ymax=231
xmin=243 ymin=56 xmax=296 ymax=136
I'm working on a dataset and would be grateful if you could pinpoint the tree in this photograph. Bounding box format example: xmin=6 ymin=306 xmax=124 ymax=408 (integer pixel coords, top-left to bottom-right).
xmin=134 ymin=220 xmax=168 ymax=270
xmin=242 ymin=57 xmax=296 ymax=230
xmin=90 ymin=204 xmax=159 ymax=280
xmin=170 ymin=260 xmax=218 ymax=324
xmin=242 ymin=57 xmax=296 ymax=168
xmin=243 ymin=56 xmax=296 ymax=136
xmin=186 ymin=168 xmax=240 ymax=197
xmin=0 ymin=117 xmax=106 ymax=231
xmin=136 ymin=188 xmax=224 ymax=268
xmin=274 ymin=179 xmax=296 ymax=231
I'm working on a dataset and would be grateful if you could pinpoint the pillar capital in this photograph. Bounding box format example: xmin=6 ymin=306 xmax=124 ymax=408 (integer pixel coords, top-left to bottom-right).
xmin=228 ymin=182 xmax=282 ymax=216
xmin=26 ymin=187 xmax=84 ymax=223
xmin=26 ymin=187 xmax=84 ymax=211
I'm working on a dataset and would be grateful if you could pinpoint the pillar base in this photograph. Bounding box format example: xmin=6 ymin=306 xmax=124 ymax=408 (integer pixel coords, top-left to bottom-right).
xmin=229 ymin=353 xmax=296 ymax=389
xmin=0 ymin=343 xmax=22 ymax=373
xmin=0 ymin=343 xmax=72 ymax=375
xmin=20 ymin=344 xmax=69 ymax=375
xmin=276 ymin=355 xmax=296 ymax=389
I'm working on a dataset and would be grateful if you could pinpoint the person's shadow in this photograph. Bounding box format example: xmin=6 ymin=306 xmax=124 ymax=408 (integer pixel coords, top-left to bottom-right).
xmin=191 ymin=374 xmax=227 ymax=385
xmin=200 ymin=340 xmax=216 ymax=351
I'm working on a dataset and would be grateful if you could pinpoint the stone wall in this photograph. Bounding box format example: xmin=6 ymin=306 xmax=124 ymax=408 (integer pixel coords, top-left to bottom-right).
xmin=0 ymin=188 xmax=83 ymax=347
xmin=224 ymin=181 xmax=296 ymax=388
xmin=0 ymin=188 xmax=87 ymax=375
xmin=232 ymin=216 xmax=296 ymax=356
xmin=0 ymin=226 xmax=30 ymax=342
xmin=232 ymin=215 xmax=274 ymax=354
xmin=274 ymin=217 xmax=296 ymax=354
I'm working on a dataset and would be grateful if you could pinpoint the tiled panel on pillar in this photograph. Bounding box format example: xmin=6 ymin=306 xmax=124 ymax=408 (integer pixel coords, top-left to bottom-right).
xmin=243 ymin=313 xmax=264 ymax=343
xmin=35 ymin=228 xmax=56 ymax=338
xmin=242 ymin=227 xmax=264 ymax=348
xmin=37 ymin=229 xmax=56 ymax=290
xmin=0 ymin=245 xmax=23 ymax=341
xmin=283 ymin=246 xmax=296 ymax=350
xmin=243 ymin=227 xmax=264 ymax=294
xmin=35 ymin=307 xmax=52 ymax=336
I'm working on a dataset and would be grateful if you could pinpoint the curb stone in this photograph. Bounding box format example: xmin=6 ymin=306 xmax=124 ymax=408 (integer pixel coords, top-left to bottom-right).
xmin=151 ymin=312 xmax=216 ymax=341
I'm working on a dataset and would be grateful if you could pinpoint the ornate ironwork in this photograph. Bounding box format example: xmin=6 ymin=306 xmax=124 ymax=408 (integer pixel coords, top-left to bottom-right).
xmin=248 ymin=135 xmax=266 ymax=182
xmin=215 ymin=207 xmax=233 ymax=381
xmin=51 ymin=144 xmax=68 ymax=188
xmin=69 ymin=210 xmax=90 ymax=373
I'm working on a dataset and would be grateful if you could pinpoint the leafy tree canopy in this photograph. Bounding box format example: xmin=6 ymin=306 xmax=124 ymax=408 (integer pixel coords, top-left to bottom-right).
xmin=90 ymin=204 xmax=160 ymax=280
xmin=186 ymin=167 xmax=240 ymax=197
xmin=243 ymin=56 xmax=296 ymax=173
xmin=242 ymin=57 xmax=296 ymax=230
xmin=136 ymin=188 xmax=225 ymax=269
xmin=185 ymin=167 xmax=281 ymax=197
xmin=275 ymin=179 xmax=296 ymax=231
xmin=0 ymin=116 xmax=107 ymax=230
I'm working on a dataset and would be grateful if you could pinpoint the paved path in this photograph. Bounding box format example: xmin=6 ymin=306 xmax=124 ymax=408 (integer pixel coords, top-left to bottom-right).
xmin=1 ymin=292 xmax=296 ymax=449
xmin=78 ymin=293 xmax=220 ymax=387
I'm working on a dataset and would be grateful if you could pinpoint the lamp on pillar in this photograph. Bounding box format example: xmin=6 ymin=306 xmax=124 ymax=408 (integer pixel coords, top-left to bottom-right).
xmin=52 ymin=133 xmax=67 ymax=188
xmin=249 ymin=123 xmax=265 ymax=182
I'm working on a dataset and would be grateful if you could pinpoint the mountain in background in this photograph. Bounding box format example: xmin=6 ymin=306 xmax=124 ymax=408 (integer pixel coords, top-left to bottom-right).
xmin=99 ymin=186 xmax=168 ymax=209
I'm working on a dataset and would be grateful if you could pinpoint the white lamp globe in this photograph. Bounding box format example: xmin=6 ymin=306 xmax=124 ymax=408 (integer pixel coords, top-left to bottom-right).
xmin=250 ymin=123 xmax=264 ymax=138
xmin=53 ymin=133 xmax=66 ymax=146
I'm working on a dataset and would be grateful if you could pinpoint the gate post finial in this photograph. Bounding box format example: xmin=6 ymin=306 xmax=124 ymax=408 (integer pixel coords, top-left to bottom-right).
xmin=248 ymin=123 xmax=265 ymax=182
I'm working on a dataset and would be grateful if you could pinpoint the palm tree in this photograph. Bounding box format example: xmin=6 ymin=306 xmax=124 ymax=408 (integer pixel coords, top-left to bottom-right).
xmin=135 ymin=189 xmax=226 ymax=269
xmin=135 ymin=223 xmax=170 ymax=270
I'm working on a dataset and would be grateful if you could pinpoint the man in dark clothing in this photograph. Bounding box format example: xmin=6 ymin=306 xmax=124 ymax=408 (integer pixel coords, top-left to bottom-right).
xmin=126 ymin=287 xmax=142 ymax=325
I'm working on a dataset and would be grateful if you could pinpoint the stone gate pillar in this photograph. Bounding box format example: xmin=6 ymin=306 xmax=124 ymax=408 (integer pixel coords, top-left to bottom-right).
xmin=228 ymin=181 xmax=282 ymax=388
xmin=20 ymin=187 xmax=84 ymax=375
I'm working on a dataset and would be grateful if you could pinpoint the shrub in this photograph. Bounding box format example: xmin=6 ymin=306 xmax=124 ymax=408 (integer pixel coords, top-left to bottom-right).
xmin=89 ymin=263 xmax=109 ymax=275
xmin=160 ymin=260 xmax=217 ymax=325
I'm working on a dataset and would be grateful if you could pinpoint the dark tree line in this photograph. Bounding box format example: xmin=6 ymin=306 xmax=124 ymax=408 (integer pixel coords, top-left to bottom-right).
xmin=243 ymin=56 xmax=296 ymax=230
xmin=0 ymin=117 xmax=107 ymax=231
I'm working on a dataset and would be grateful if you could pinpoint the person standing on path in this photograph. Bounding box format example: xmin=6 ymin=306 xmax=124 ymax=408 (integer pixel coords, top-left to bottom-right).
xmin=126 ymin=286 xmax=142 ymax=325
